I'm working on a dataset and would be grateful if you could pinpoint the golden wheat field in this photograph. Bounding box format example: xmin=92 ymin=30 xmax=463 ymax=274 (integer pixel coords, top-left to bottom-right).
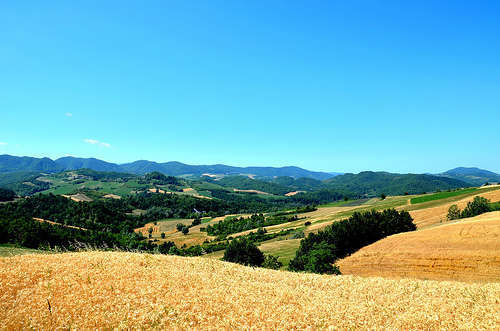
xmin=1 ymin=252 xmax=499 ymax=330
xmin=338 ymin=211 xmax=500 ymax=282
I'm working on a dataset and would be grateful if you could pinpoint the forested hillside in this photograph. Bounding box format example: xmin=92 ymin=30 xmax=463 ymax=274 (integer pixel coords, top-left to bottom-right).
xmin=325 ymin=171 xmax=470 ymax=196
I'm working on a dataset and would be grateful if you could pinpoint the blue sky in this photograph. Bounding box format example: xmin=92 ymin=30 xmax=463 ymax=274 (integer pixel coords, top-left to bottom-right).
xmin=1 ymin=1 xmax=499 ymax=173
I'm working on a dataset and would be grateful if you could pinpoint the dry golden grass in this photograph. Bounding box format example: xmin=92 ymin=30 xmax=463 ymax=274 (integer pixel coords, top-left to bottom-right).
xmin=338 ymin=211 xmax=500 ymax=283
xmin=233 ymin=188 xmax=270 ymax=195
xmin=284 ymin=191 xmax=304 ymax=196
xmin=1 ymin=251 xmax=499 ymax=330
xmin=102 ymin=193 xmax=121 ymax=199
xmin=407 ymin=189 xmax=500 ymax=229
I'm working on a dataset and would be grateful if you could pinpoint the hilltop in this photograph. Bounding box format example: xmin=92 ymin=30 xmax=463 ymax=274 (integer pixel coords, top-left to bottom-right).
xmin=1 ymin=251 xmax=498 ymax=329
xmin=438 ymin=167 xmax=500 ymax=186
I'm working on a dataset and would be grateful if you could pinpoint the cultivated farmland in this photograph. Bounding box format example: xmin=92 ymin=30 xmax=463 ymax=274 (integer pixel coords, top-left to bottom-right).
xmin=1 ymin=251 xmax=498 ymax=329
xmin=337 ymin=211 xmax=500 ymax=282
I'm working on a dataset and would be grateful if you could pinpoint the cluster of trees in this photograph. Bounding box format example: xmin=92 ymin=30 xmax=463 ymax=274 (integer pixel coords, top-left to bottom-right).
xmin=143 ymin=171 xmax=180 ymax=185
xmin=205 ymin=213 xmax=300 ymax=237
xmin=65 ymin=169 xmax=137 ymax=182
xmin=447 ymin=196 xmax=498 ymax=221
xmin=0 ymin=188 xmax=16 ymax=202
xmin=0 ymin=171 xmax=50 ymax=196
xmin=0 ymin=194 xmax=139 ymax=233
xmin=324 ymin=171 xmax=469 ymax=197
xmin=222 ymin=237 xmax=283 ymax=269
xmin=171 ymin=228 xmax=294 ymax=258
xmin=288 ymin=189 xmax=349 ymax=205
xmin=289 ymin=209 xmax=416 ymax=274
xmin=0 ymin=216 xmax=155 ymax=251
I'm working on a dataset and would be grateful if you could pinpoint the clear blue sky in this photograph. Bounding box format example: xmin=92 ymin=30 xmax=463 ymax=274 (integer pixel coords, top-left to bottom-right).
xmin=1 ymin=1 xmax=499 ymax=173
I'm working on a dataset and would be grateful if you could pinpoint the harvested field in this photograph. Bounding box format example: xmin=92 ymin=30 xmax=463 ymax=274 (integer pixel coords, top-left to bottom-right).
xmin=407 ymin=189 xmax=500 ymax=228
xmin=337 ymin=211 xmax=500 ymax=283
xmin=233 ymin=188 xmax=270 ymax=195
xmin=284 ymin=191 xmax=304 ymax=196
xmin=1 ymin=251 xmax=498 ymax=330
xmin=103 ymin=194 xmax=121 ymax=199
xmin=148 ymin=188 xmax=167 ymax=194
xmin=61 ymin=193 xmax=93 ymax=202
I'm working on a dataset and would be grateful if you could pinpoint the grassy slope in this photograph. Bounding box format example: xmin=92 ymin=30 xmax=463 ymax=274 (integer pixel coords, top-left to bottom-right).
xmin=1 ymin=251 xmax=498 ymax=329
xmin=337 ymin=211 xmax=500 ymax=282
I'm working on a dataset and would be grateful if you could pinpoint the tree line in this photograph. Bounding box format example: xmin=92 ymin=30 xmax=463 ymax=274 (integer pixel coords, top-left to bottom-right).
xmin=289 ymin=209 xmax=416 ymax=274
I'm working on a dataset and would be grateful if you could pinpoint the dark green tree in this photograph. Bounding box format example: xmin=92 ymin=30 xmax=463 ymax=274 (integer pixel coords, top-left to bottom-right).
xmin=461 ymin=196 xmax=491 ymax=218
xmin=447 ymin=204 xmax=461 ymax=220
xmin=222 ymin=237 xmax=264 ymax=267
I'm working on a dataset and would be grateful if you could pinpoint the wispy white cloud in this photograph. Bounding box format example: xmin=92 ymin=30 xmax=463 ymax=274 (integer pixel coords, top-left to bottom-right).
xmin=83 ymin=139 xmax=111 ymax=148
xmin=0 ymin=142 xmax=7 ymax=146
xmin=65 ymin=112 xmax=73 ymax=117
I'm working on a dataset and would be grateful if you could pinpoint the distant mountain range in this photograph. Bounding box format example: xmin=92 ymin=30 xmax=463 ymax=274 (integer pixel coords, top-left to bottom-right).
xmin=1 ymin=155 xmax=498 ymax=192
xmin=0 ymin=155 xmax=336 ymax=180
xmin=437 ymin=167 xmax=500 ymax=186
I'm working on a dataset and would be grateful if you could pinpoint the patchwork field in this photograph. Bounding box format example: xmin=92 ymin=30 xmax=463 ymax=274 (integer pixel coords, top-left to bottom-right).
xmin=337 ymin=211 xmax=500 ymax=282
xmin=1 ymin=251 xmax=498 ymax=330
xmin=139 ymin=186 xmax=500 ymax=272
xmin=407 ymin=188 xmax=500 ymax=228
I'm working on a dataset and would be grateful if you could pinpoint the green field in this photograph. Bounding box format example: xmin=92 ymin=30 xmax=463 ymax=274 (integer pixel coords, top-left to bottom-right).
xmin=319 ymin=198 xmax=373 ymax=208
xmin=410 ymin=188 xmax=479 ymax=204
xmin=0 ymin=244 xmax=45 ymax=257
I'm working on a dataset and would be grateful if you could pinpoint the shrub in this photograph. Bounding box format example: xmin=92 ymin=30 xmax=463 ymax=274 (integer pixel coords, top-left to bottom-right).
xmin=222 ymin=237 xmax=264 ymax=267
xmin=262 ymin=255 xmax=283 ymax=270
xmin=161 ymin=232 xmax=166 ymax=239
xmin=304 ymin=221 xmax=312 ymax=226
xmin=447 ymin=205 xmax=461 ymax=220
xmin=191 ymin=217 xmax=201 ymax=226
xmin=380 ymin=193 xmax=387 ymax=200
xmin=182 ymin=227 xmax=189 ymax=235
xmin=291 ymin=230 xmax=305 ymax=239
xmin=176 ymin=223 xmax=184 ymax=232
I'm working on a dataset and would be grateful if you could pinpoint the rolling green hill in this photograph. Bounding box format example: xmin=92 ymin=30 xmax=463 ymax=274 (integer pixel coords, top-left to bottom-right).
xmin=324 ymin=171 xmax=470 ymax=197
